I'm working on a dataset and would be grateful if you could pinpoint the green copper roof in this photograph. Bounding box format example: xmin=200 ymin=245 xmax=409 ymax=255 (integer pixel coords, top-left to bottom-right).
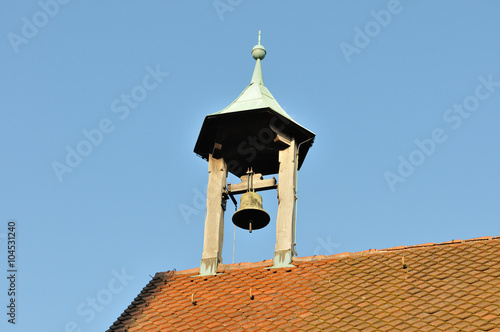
xmin=194 ymin=31 xmax=315 ymax=176
xmin=210 ymin=32 xmax=293 ymax=122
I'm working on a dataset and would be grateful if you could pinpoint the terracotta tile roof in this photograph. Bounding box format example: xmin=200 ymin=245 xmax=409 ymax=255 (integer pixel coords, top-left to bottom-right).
xmin=107 ymin=236 xmax=500 ymax=331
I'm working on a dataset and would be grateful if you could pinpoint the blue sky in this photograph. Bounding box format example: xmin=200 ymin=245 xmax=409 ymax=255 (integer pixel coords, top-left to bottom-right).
xmin=1 ymin=1 xmax=500 ymax=331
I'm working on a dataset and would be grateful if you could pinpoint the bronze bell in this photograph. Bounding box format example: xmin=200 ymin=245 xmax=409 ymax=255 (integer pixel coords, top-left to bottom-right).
xmin=232 ymin=191 xmax=270 ymax=232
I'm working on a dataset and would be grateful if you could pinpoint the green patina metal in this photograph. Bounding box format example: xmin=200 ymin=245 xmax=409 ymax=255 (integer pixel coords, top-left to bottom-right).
xmin=211 ymin=31 xmax=293 ymax=122
xmin=194 ymin=31 xmax=315 ymax=177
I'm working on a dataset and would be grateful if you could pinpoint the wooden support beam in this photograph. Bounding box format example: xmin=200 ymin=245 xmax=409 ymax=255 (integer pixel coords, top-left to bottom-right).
xmin=199 ymin=154 xmax=227 ymax=276
xmin=227 ymin=176 xmax=277 ymax=195
xmin=273 ymin=138 xmax=297 ymax=268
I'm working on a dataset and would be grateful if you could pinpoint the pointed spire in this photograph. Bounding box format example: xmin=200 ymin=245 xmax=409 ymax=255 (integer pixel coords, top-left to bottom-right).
xmin=212 ymin=31 xmax=293 ymax=121
xmin=250 ymin=30 xmax=266 ymax=85
xmin=251 ymin=59 xmax=264 ymax=85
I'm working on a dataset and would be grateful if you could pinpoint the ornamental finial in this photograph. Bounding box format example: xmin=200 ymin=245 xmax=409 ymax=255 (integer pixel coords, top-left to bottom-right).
xmin=252 ymin=30 xmax=266 ymax=60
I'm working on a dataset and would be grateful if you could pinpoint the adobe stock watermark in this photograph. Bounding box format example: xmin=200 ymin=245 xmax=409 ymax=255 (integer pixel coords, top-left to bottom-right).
xmin=213 ymin=0 xmax=243 ymax=21
xmin=52 ymin=64 xmax=169 ymax=183
xmin=7 ymin=0 xmax=72 ymax=54
xmin=178 ymin=186 xmax=208 ymax=225
xmin=384 ymin=74 xmax=500 ymax=192
xmin=314 ymin=235 xmax=340 ymax=255
xmin=6 ymin=220 xmax=17 ymax=325
xmin=340 ymin=0 xmax=406 ymax=63
xmin=64 ymin=268 xmax=135 ymax=332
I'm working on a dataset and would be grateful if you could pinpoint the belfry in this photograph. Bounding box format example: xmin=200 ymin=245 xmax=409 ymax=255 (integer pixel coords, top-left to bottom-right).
xmin=194 ymin=32 xmax=315 ymax=275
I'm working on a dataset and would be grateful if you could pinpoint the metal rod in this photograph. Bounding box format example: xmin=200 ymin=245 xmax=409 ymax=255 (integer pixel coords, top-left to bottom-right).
xmin=246 ymin=168 xmax=250 ymax=192
xmin=250 ymin=168 xmax=254 ymax=192
xmin=228 ymin=192 xmax=238 ymax=209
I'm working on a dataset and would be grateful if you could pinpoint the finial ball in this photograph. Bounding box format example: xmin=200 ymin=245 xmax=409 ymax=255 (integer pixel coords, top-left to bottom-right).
xmin=252 ymin=45 xmax=266 ymax=60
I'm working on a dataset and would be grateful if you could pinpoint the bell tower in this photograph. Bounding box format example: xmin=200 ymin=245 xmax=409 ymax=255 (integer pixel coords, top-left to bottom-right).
xmin=194 ymin=32 xmax=315 ymax=275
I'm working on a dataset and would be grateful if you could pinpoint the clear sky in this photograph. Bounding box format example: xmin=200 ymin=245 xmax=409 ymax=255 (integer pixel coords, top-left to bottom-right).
xmin=1 ymin=1 xmax=500 ymax=331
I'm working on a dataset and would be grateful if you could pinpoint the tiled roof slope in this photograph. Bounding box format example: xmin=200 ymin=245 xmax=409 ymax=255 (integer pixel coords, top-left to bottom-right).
xmin=108 ymin=236 xmax=500 ymax=331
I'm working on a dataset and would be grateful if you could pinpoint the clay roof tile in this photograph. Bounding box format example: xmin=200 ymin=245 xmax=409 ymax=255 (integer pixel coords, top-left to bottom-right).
xmin=107 ymin=236 xmax=500 ymax=331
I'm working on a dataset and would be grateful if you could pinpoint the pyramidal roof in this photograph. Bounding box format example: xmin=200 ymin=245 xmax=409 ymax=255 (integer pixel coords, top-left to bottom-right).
xmin=210 ymin=31 xmax=295 ymax=123
xmin=193 ymin=31 xmax=315 ymax=177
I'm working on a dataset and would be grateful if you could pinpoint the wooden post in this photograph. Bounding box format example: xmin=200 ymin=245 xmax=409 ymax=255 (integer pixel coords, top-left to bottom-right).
xmin=273 ymin=138 xmax=297 ymax=267
xmin=199 ymin=154 xmax=227 ymax=275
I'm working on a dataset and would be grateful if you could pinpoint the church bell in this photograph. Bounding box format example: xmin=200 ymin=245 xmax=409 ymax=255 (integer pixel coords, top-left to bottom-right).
xmin=232 ymin=191 xmax=270 ymax=232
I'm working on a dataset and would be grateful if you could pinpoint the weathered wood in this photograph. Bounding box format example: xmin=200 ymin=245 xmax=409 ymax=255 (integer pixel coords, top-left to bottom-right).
xmin=200 ymin=154 xmax=227 ymax=275
xmin=227 ymin=177 xmax=277 ymax=195
xmin=274 ymin=139 xmax=297 ymax=267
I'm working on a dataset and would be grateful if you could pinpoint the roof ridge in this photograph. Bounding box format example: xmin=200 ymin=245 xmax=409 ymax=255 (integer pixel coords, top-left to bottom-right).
xmin=217 ymin=259 xmax=274 ymax=272
xmin=293 ymin=235 xmax=498 ymax=264
xmin=150 ymin=236 xmax=500 ymax=277
xmin=376 ymin=235 xmax=496 ymax=252
xmin=167 ymin=260 xmax=275 ymax=277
